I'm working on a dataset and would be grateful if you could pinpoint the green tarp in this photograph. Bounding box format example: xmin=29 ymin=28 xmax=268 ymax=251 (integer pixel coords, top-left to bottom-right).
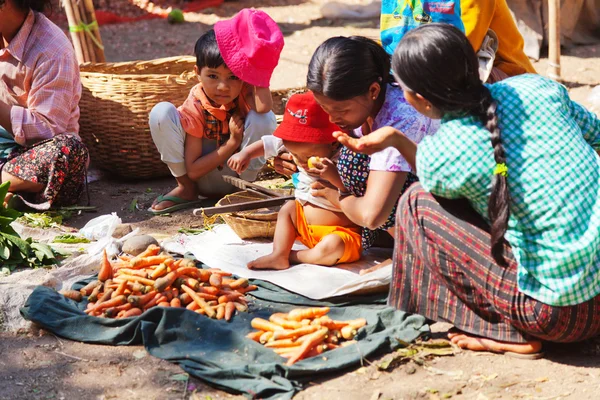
xmin=21 ymin=275 xmax=428 ymax=399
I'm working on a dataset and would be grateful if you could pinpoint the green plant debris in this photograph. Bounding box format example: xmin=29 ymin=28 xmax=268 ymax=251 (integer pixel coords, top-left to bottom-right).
xmin=52 ymin=234 xmax=90 ymax=244
xmin=18 ymin=212 xmax=63 ymax=229
xmin=378 ymin=339 xmax=456 ymax=371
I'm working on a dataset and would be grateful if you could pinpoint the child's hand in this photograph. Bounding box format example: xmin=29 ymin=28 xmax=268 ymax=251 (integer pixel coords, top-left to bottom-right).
xmin=228 ymin=151 xmax=250 ymax=174
xmin=228 ymin=113 xmax=244 ymax=145
xmin=307 ymin=157 xmax=340 ymax=184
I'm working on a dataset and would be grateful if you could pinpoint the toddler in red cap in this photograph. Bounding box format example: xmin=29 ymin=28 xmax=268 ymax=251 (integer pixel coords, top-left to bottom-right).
xmin=228 ymin=92 xmax=363 ymax=269
xmin=148 ymin=9 xmax=284 ymax=214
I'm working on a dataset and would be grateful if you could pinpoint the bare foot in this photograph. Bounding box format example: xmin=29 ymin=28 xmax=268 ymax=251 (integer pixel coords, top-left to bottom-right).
xmin=448 ymin=329 xmax=542 ymax=355
xmin=151 ymin=185 xmax=198 ymax=211
xmin=247 ymin=253 xmax=290 ymax=270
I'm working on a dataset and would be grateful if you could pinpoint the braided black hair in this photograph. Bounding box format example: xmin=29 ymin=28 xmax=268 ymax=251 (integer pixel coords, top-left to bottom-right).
xmin=392 ymin=23 xmax=510 ymax=264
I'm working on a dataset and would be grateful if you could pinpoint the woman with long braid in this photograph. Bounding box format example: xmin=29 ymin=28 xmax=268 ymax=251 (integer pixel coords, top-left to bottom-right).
xmin=336 ymin=24 xmax=600 ymax=357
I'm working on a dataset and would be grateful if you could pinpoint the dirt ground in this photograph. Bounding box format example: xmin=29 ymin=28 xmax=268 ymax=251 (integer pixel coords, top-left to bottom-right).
xmin=4 ymin=1 xmax=600 ymax=399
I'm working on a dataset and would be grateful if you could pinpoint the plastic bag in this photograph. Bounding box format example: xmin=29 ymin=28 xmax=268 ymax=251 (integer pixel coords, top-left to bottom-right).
xmin=321 ymin=1 xmax=381 ymax=20
xmin=380 ymin=0 xmax=463 ymax=55
xmin=79 ymin=213 xmax=121 ymax=241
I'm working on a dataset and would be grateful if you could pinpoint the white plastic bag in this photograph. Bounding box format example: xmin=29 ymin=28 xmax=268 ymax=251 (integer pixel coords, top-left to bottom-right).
xmin=320 ymin=0 xmax=381 ymax=20
xmin=80 ymin=213 xmax=121 ymax=241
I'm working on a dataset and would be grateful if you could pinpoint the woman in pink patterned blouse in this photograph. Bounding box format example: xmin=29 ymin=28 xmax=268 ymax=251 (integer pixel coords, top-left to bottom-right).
xmin=0 ymin=0 xmax=88 ymax=210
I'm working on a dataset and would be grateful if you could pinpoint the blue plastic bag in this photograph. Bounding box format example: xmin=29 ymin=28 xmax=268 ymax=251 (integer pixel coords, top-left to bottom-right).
xmin=380 ymin=0 xmax=464 ymax=56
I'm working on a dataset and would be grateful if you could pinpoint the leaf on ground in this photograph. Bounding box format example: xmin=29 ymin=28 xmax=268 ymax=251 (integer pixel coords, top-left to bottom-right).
xmin=132 ymin=349 xmax=147 ymax=359
xmin=169 ymin=373 xmax=189 ymax=382
xmin=129 ymin=198 xmax=138 ymax=212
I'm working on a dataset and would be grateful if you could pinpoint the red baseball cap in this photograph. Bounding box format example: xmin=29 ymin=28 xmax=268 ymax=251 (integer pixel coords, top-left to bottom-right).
xmin=274 ymin=92 xmax=340 ymax=144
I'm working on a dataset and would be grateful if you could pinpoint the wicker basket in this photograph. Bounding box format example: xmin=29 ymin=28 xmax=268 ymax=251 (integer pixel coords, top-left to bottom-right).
xmin=216 ymin=190 xmax=285 ymax=239
xmin=79 ymin=56 xmax=197 ymax=179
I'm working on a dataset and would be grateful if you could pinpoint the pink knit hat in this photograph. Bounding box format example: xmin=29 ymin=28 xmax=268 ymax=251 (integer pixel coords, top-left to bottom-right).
xmin=214 ymin=9 xmax=284 ymax=88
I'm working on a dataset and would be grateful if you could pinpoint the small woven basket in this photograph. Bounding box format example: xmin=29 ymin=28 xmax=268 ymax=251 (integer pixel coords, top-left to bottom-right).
xmin=79 ymin=56 xmax=197 ymax=179
xmin=216 ymin=190 xmax=284 ymax=239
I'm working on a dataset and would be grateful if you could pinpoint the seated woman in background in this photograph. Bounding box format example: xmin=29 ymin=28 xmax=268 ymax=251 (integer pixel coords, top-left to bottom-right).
xmin=0 ymin=0 xmax=88 ymax=210
xmin=337 ymin=23 xmax=600 ymax=358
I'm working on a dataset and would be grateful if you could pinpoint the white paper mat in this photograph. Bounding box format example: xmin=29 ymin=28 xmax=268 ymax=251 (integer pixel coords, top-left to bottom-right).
xmin=163 ymin=224 xmax=392 ymax=300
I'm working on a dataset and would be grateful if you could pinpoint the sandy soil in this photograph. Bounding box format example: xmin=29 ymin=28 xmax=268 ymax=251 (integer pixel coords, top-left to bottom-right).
xmin=4 ymin=1 xmax=600 ymax=399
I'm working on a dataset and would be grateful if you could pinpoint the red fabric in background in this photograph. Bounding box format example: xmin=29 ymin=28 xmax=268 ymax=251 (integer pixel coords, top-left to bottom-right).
xmin=95 ymin=0 xmax=224 ymax=25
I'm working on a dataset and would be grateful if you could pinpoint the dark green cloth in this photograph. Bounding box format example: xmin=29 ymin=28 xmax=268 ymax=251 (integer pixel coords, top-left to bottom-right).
xmin=21 ymin=277 xmax=428 ymax=399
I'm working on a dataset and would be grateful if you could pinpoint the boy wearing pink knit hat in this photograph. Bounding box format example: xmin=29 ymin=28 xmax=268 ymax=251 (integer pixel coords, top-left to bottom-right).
xmin=149 ymin=9 xmax=284 ymax=214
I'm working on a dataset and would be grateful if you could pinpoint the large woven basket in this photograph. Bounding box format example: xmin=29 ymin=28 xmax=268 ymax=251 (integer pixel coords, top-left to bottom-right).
xmin=216 ymin=190 xmax=284 ymax=239
xmin=79 ymin=56 xmax=197 ymax=179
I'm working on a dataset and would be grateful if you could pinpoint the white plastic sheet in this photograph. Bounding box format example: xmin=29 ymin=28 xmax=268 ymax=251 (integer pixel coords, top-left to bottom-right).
xmin=163 ymin=224 xmax=392 ymax=300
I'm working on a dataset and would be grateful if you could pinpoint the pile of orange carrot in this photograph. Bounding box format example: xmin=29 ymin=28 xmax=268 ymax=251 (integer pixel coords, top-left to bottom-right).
xmin=60 ymin=244 xmax=256 ymax=320
xmin=246 ymin=307 xmax=367 ymax=365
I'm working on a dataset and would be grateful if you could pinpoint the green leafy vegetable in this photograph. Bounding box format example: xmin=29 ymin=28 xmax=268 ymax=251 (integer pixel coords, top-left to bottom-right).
xmin=53 ymin=234 xmax=90 ymax=244
xmin=0 ymin=182 xmax=61 ymax=275
xmin=17 ymin=212 xmax=63 ymax=229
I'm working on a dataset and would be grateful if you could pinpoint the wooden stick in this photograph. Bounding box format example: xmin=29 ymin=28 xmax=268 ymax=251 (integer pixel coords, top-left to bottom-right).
xmin=547 ymin=0 xmax=561 ymax=81
xmin=70 ymin=0 xmax=92 ymax=63
xmin=61 ymin=0 xmax=85 ymax=64
xmin=222 ymin=176 xmax=285 ymax=198
xmin=194 ymin=196 xmax=295 ymax=217
xmin=82 ymin=0 xmax=106 ymax=62
xmin=77 ymin=0 xmax=96 ymax=63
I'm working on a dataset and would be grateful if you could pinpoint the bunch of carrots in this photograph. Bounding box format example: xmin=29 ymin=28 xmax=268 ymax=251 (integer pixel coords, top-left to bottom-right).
xmin=246 ymin=307 xmax=367 ymax=365
xmin=60 ymin=244 xmax=256 ymax=320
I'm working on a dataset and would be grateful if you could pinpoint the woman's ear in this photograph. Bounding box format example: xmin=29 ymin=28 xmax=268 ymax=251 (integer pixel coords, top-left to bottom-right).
xmin=368 ymin=82 xmax=381 ymax=101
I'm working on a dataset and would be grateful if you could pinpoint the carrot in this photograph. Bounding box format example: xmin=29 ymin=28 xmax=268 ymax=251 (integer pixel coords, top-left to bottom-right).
xmin=134 ymin=244 xmax=161 ymax=258
xmin=197 ymin=269 xmax=211 ymax=282
xmin=116 ymin=268 xmax=148 ymax=278
xmin=300 ymin=319 xmax=312 ymax=326
xmin=104 ymin=303 xmax=132 ymax=318
xmin=224 ymin=301 xmax=236 ymax=321
xmin=216 ymin=304 xmax=225 ymax=320
xmin=158 ymin=302 xmax=170 ymax=307
xmin=195 ymin=308 xmax=206 ymax=315
xmin=60 ymin=290 xmax=82 ymax=302
xmin=97 ymin=288 xmax=114 ymax=304
xmin=179 ymin=292 xmax=192 ymax=305
xmin=269 ymin=314 xmax=302 ymax=330
xmin=312 ymin=317 xmax=349 ymax=331
xmin=194 ymin=292 xmax=218 ymax=301
xmin=286 ymin=328 xmax=328 ymax=366
xmin=131 ymin=282 xmax=146 ymax=293
xmin=79 ymin=280 xmax=101 ymax=296
xmin=173 ymin=266 xmax=200 ymax=278
xmin=246 ymin=331 xmax=264 ymax=342
xmin=114 ymin=280 xmax=128 ymax=297
xmin=209 ymin=274 xmax=222 ymax=288
xmin=218 ymin=293 xmax=243 ymax=304
xmin=115 ymin=275 xmax=156 ymax=286
xmin=341 ymin=325 xmax=358 ymax=340
xmin=237 ymin=285 xmax=258 ymax=294
xmin=155 ymin=295 xmax=168 ymax=304
xmin=88 ymin=285 xmax=102 ymax=302
xmin=154 ymin=268 xmax=199 ymax=292
xmin=264 ymin=338 xmax=300 ymax=349
xmin=251 ymin=318 xmax=285 ymax=332
xmin=259 ymin=331 xmax=273 ymax=344
xmin=88 ymin=295 xmax=127 ymax=313
xmin=206 ymin=268 xmax=232 ymax=276
xmin=233 ymin=302 xmax=248 ymax=312
xmin=181 ymin=284 xmax=215 ymax=318
xmin=170 ymin=298 xmax=181 ymax=308
xmin=326 ymin=332 xmax=340 ymax=344
xmin=287 ymin=307 xmax=330 ymax=321
xmin=347 ymin=318 xmax=367 ymax=329
xmin=304 ymin=344 xmax=327 ymax=358
xmin=121 ymin=307 xmax=142 ymax=318
xmin=128 ymin=291 xmax=157 ymax=307
xmin=130 ymin=255 xmax=171 ymax=269
xmin=182 ymin=277 xmax=200 ymax=290
xmin=273 ymin=325 xmax=318 ymax=341
xmin=228 ymin=278 xmax=249 ymax=290
xmin=325 ymin=343 xmax=339 ymax=350
xmin=98 ymin=249 xmax=113 ymax=282
xmin=186 ymin=301 xmax=199 ymax=311
xmin=196 ymin=286 xmax=219 ymax=295
xmin=142 ymin=293 xmax=162 ymax=310
xmin=274 ymin=346 xmax=303 ymax=355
